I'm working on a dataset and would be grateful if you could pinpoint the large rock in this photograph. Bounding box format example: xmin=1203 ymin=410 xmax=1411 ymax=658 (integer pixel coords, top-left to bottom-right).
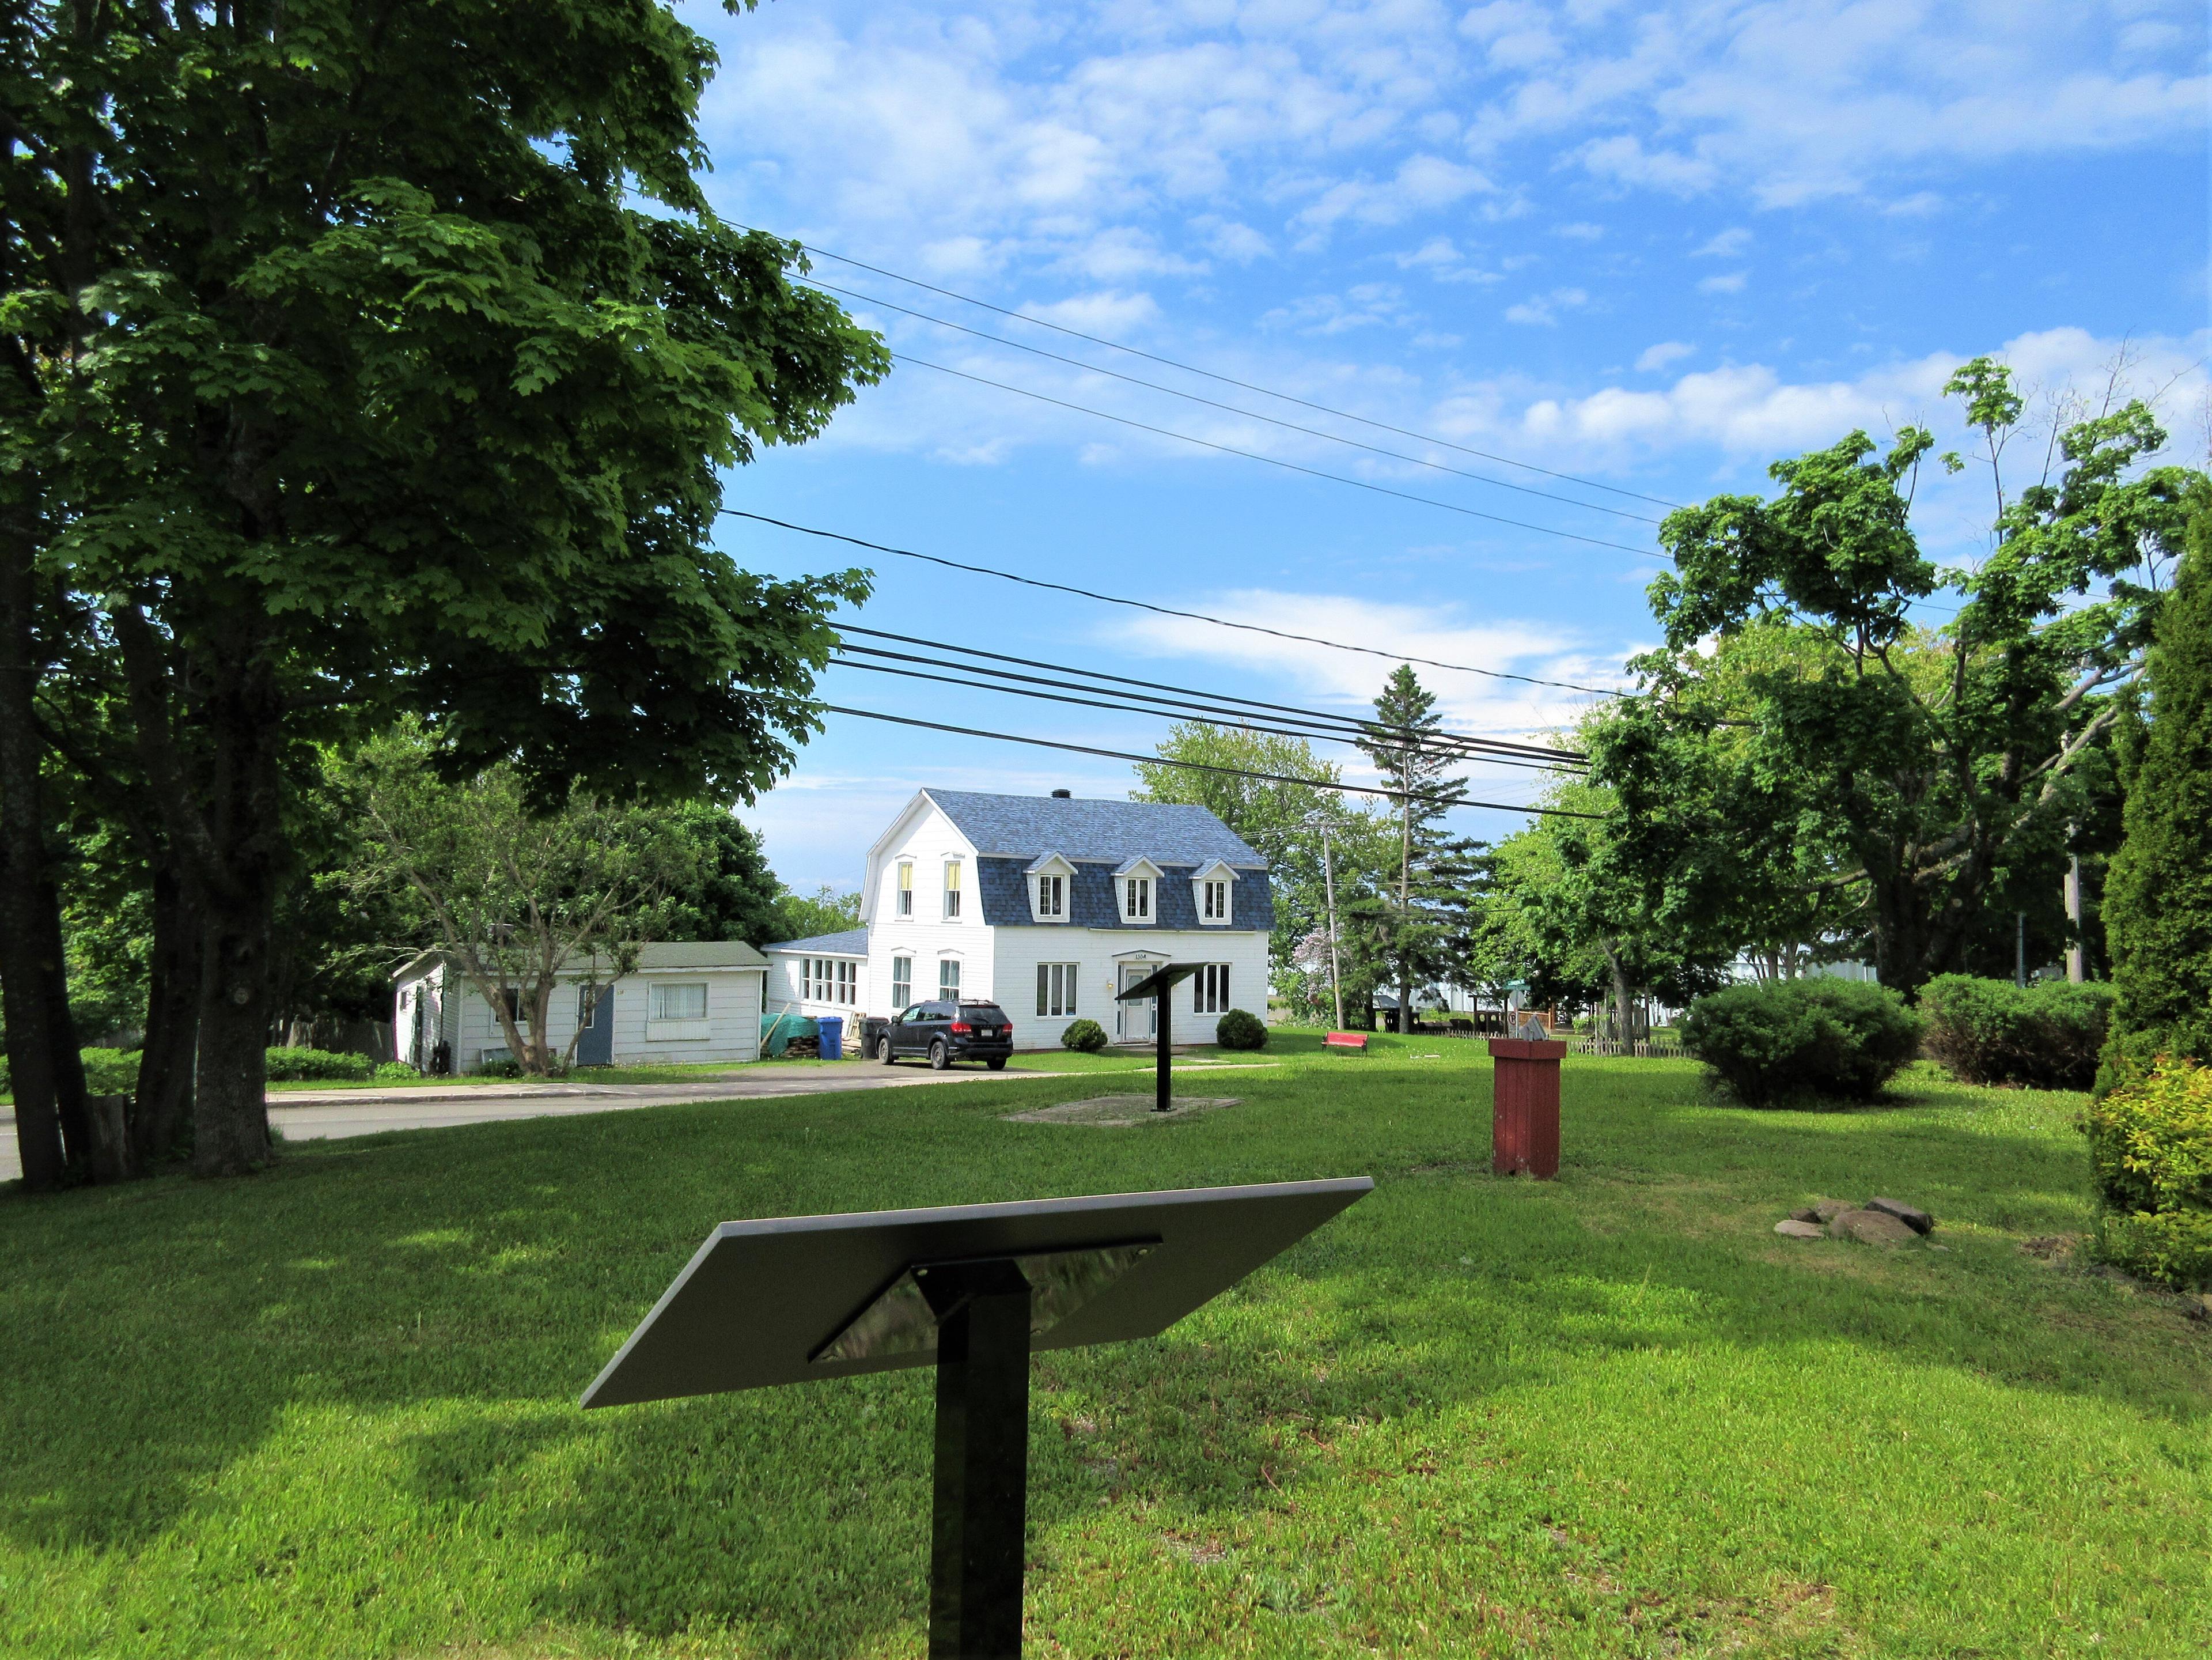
xmin=1831 ymin=1208 xmax=1919 ymax=1245
xmin=1865 ymin=1196 xmax=1933 ymax=1234
xmin=1788 ymin=1207 xmax=1823 ymax=1224
xmin=1813 ymin=1200 xmax=1850 ymax=1223
xmin=1774 ymin=1219 xmax=1825 ymax=1240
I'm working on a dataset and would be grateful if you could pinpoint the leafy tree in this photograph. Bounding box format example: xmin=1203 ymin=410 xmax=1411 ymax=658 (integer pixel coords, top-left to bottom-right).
xmin=2101 ymin=485 xmax=2212 ymax=1079
xmin=1623 ymin=360 xmax=2200 ymax=995
xmin=4 ymin=0 xmax=887 ymax=1176
xmin=1132 ymin=721 xmax=1365 ymax=999
xmin=347 ymin=730 xmax=707 ymax=1076
xmin=660 ymin=807 xmax=788 ymax=946
xmin=772 ymin=886 xmax=863 ymax=944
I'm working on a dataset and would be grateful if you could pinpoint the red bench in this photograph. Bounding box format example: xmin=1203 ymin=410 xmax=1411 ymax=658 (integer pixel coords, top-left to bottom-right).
xmin=1323 ymin=1031 xmax=1369 ymax=1053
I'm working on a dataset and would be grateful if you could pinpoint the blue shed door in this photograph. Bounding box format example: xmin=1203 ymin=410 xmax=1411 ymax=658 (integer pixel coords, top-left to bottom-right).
xmin=577 ymin=984 xmax=615 ymax=1067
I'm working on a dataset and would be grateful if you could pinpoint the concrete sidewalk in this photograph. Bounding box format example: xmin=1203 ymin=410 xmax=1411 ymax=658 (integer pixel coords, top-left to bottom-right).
xmin=0 ymin=1064 xmax=1067 ymax=1182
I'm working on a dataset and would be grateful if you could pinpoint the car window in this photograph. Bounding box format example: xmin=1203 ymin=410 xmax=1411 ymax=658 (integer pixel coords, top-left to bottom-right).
xmin=898 ymin=1005 xmax=926 ymax=1023
xmin=963 ymin=1004 xmax=1010 ymax=1024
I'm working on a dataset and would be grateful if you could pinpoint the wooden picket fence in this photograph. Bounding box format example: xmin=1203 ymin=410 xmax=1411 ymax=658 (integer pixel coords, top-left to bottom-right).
xmin=1563 ymin=1032 xmax=1685 ymax=1059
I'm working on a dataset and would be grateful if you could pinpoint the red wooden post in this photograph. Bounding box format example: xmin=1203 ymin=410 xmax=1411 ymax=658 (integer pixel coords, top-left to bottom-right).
xmin=1487 ymin=1038 xmax=1565 ymax=1179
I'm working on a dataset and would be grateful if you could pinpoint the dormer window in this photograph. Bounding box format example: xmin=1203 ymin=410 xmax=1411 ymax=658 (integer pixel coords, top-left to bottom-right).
xmin=1193 ymin=860 xmax=1237 ymax=926
xmin=1115 ymin=858 xmax=1162 ymax=924
xmin=1027 ymin=853 xmax=1074 ymax=922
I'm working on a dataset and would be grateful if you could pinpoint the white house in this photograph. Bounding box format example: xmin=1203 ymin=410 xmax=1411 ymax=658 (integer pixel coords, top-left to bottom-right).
xmin=764 ymin=789 xmax=1274 ymax=1050
xmin=393 ymin=941 xmax=768 ymax=1073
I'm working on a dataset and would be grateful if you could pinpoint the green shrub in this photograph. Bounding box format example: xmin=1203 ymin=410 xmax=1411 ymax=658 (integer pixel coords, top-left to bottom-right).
xmin=1680 ymin=978 xmax=1923 ymax=1106
xmin=373 ymin=1061 xmax=420 ymax=1083
xmin=1 ymin=1048 xmax=142 ymax=1101
xmin=1920 ymin=975 xmax=2115 ymax=1090
xmin=1060 ymin=1018 xmax=1108 ymax=1053
xmin=263 ymin=1046 xmax=374 ymax=1082
xmin=2081 ymin=1056 xmax=2212 ymax=1289
xmin=1215 ymin=1008 xmax=1268 ymax=1051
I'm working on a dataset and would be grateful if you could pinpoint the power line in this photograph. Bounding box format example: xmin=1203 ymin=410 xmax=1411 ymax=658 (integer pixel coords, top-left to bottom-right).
xmin=831 ymin=657 xmax=1581 ymax=775
xmin=835 ymin=627 xmax=1586 ymax=765
xmin=896 ymin=352 xmax=1660 ymax=560
xmin=754 ymin=228 xmax=1682 ymax=512
xmin=806 ymin=277 xmax=1664 ymax=528
xmin=818 ymin=704 xmax=1604 ymax=819
xmin=721 ymin=509 xmax=1631 ymax=700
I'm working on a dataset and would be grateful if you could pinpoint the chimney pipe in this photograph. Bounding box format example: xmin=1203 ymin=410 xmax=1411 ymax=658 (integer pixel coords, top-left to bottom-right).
xmin=1050 ymin=788 xmax=1071 ymax=799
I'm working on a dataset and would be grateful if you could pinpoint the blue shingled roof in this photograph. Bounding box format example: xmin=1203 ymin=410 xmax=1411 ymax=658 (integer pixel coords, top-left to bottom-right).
xmin=762 ymin=928 xmax=869 ymax=956
xmin=925 ymin=790 xmax=1265 ymax=866
xmin=977 ymin=857 xmax=1274 ymax=932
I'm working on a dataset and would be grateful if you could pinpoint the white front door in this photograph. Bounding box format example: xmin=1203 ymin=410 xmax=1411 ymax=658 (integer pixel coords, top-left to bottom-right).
xmin=1117 ymin=963 xmax=1158 ymax=1042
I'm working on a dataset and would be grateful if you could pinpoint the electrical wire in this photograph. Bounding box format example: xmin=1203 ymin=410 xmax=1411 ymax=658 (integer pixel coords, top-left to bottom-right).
xmin=835 ymin=627 xmax=1586 ymax=765
xmin=817 ymin=704 xmax=1605 ymax=819
xmin=749 ymin=228 xmax=1682 ymax=512
xmin=805 ymin=277 xmax=1664 ymax=528
xmin=895 ymin=353 xmax=1661 ymax=560
xmin=831 ymin=657 xmax=1582 ymax=775
xmin=721 ymin=509 xmax=1631 ymax=700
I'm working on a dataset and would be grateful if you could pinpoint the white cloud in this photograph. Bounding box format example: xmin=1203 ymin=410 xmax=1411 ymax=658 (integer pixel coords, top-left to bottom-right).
xmin=1697 ymin=270 xmax=1748 ymax=294
xmin=1554 ymin=221 xmax=1606 ymax=240
xmin=1505 ymin=286 xmax=1590 ymax=326
xmin=1577 ymin=134 xmax=1719 ymax=195
xmin=1636 ymin=340 xmax=1696 ymax=372
xmin=1694 ymin=227 xmax=1751 ymax=258
xmin=1019 ymin=289 xmax=1162 ymax=335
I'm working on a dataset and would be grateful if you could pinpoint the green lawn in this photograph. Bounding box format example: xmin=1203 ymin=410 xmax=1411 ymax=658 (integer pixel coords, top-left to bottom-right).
xmin=3 ymin=1044 xmax=2206 ymax=1657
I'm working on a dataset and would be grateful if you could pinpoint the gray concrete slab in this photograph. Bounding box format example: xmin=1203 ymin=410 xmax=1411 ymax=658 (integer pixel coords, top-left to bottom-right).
xmin=0 ymin=1064 xmax=1070 ymax=1182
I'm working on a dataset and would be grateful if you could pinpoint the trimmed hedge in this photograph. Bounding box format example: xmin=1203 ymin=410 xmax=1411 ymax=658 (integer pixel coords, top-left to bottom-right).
xmin=1680 ymin=978 xmax=1923 ymax=1106
xmin=0 ymin=1048 xmax=141 ymax=1100
xmin=1060 ymin=1018 xmax=1108 ymax=1053
xmin=1215 ymin=1008 xmax=1268 ymax=1051
xmin=263 ymin=1046 xmax=375 ymax=1082
xmin=2082 ymin=1056 xmax=2212 ymax=1289
xmin=1920 ymin=975 xmax=2115 ymax=1090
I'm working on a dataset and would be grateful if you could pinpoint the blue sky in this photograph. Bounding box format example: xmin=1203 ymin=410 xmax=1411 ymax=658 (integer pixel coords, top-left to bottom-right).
xmin=677 ymin=0 xmax=2209 ymax=894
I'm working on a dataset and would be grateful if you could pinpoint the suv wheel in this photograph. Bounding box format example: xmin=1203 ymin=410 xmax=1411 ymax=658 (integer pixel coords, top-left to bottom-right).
xmin=929 ymin=1039 xmax=950 ymax=1071
xmin=878 ymin=1036 xmax=896 ymax=1065
xmin=986 ymin=1056 xmax=1007 ymax=1071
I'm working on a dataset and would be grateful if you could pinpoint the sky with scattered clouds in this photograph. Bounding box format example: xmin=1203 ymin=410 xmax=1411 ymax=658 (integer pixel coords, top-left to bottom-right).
xmin=683 ymin=0 xmax=2210 ymax=893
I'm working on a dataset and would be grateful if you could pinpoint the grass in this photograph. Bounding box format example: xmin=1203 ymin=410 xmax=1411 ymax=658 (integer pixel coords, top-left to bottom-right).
xmin=2 ymin=1040 xmax=2206 ymax=1658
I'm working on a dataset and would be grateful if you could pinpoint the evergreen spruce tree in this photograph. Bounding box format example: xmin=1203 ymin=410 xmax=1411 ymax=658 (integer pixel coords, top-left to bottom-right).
xmin=2102 ymin=486 xmax=2212 ymax=1082
xmin=1356 ymin=665 xmax=1468 ymax=1030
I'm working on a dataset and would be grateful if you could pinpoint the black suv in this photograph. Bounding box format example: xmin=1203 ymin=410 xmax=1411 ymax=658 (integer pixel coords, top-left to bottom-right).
xmin=878 ymin=1000 xmax=1015 ymax=1070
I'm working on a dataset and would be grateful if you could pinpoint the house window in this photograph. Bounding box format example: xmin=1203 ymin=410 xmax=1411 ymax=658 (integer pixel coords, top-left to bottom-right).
xmin=650 ymin=982 xmax=709 ymax=1022
xmin=1123 ymin=876 xmax=1152 ymax=921
xmin=944 ymin=859 xmax=962 ymax=919
xmin=577 ymin=984 xmax=605 ymax=1024
xmin=1201 ymin=879 xmax=1230 ymax=922
xmin=891 ymin=956 xmax=912 ymax=1008
xmin=896 ymin=861 xmax=913 ymax=917
xmin=499 ymin=986 xmax=524 ymax=1024
xmin=837 ymin=960 xmax=857 ymax=1005
xmin=939 ymin=959 xmax=961 ymax=999
xmin=805 ymin=959 xmax=858 ymax=1005
xmin=1036 ymin=874 xmax=1065 ymax=919
xmin=1194 ymin=963 xmax=1231 ymax=1015
xmin=1036 ymin=963 xmax=1078 ymax=1018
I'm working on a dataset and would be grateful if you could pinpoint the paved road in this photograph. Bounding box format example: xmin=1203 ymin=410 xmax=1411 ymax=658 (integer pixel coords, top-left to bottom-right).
xmin=0 ymin=1065 xmax=1069 ymax=1182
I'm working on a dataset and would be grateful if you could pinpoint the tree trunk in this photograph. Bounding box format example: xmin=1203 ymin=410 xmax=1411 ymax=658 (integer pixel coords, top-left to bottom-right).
xmin=132 ymin=858 xmax=200 ymax=1165
xmin=1603 ymin=943 xmax=1634 ymax=1052
xmin=192 ymin=876 xmax=275 ymax=1174
xmin=0 ymin=506 xmax=89 ymax=1190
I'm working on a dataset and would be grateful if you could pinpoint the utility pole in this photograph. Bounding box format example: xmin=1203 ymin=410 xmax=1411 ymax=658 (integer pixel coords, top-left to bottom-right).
xmin=2065 ymin=852 xmax=2085 ymax=983
xmin=1319 ymin=819 xmax=1345 ymax=1031
xmin=2015 ymin=911 xmax=2027 ymax=988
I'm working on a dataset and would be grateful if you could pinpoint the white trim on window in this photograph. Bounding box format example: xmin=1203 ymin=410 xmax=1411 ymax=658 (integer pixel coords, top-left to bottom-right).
xmin=1199 ymin=878 xmax=1230 ymax=923
xmin=647 ymin=979 xmax=712 ymax=1041
xmin=896 ymin=861 xmax=914 ymax=917
xmin=1034 ymin=872 xmax=1066 ymax=921
xmin=891 ymin=955 xmax=913 ymax=1008
xmin=1120 ymin=875 xmax=1153 ymax=923
xmin=1194 ymin=963 xmax=1231 ymax=1014
xmin=938 ymin=957 xmax=962 ymax=999
xmin=942 ymin=858 xmax=963 ymax=920
xmin=1036 ymin=962 xmax=1079 ymax=1018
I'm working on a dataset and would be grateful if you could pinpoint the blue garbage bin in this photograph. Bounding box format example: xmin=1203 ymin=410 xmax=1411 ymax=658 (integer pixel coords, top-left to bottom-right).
xmin=816 ymin=1015 xmax=844 ymax=1060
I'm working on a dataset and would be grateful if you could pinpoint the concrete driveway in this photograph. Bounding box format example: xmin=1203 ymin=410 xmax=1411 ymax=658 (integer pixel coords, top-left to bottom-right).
xmin=0 ymin=1064 xmax=1067 ymax=1182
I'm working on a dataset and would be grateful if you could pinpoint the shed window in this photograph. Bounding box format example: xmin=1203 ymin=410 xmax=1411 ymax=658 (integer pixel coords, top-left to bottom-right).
xmin=650 ymin=982 xmax=709 ymax=1022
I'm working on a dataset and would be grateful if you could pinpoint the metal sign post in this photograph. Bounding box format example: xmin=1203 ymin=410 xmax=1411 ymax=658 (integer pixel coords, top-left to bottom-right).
xmin=1115 ymin=962 xmax=1206 ymax=1113
xmin=581 ymin=1179 xmax=1372 ymax=1660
